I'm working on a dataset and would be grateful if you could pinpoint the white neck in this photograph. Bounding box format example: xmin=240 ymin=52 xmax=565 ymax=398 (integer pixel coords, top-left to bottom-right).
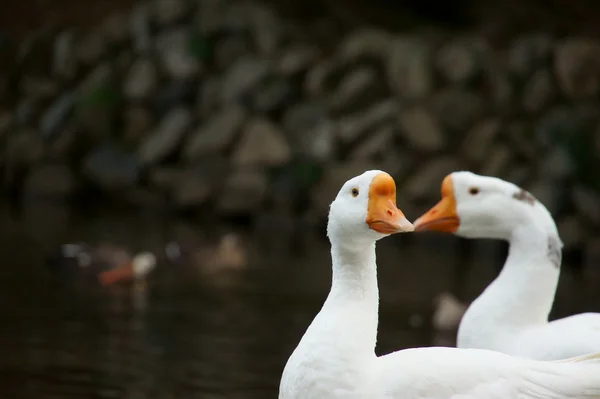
xmin=319 ymin=241 xmax=380 ymax=352
xmin=280 ymin=240 xmax=380 ymax=397
xmin=458 ymin=220 xmax=561 ymax=348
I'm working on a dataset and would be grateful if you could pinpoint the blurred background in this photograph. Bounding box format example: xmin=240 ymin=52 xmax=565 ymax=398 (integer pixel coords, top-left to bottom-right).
xmin=1 ymin=0 xmax=600 ymax=397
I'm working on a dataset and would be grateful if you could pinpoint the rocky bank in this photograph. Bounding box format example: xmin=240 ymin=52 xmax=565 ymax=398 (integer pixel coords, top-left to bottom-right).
xmin=0 ymin=0 xmax=599 ymax=255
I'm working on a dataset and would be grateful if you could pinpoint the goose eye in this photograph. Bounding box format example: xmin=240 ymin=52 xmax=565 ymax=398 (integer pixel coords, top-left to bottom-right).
xmin=351 ymin=188 xmax=359 ymax=197
xmin=469 ymin=187 xmax=480 ymax=196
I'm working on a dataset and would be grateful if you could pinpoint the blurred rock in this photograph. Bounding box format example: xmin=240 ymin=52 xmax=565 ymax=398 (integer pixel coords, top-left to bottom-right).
xmin=221 ymin=56 xmax=270 ymax=103
xmin=507 ymin=34 xmax=553 ymax=77
xmin=83 ymin=146 xmax=140 ymax=190
xmin=522 ymin=69 xmax=556 ymax=114
xmin=328 ymin=66 xmax=379 ymax=112
xmin=153 ymin=0 xmax=190 ymax=26
xmin=480 ymin=144 xmax=512 ymax=177
xmin=76 ymin=28 xmax=106 ymax=65
xmin=124 ymin=58 xmax=158 ymax=100
xmin=557 ymin=215 xmax=585 ymax=250
xmin=232 ymin=119 xmax=291 ymax=167
xmin=436 ymin=38 xmax=485 ymax=84
xmin=156 ymin=28 xmax=201 ymax=80
xmin=123 ymin=107 xmax=154 ymax=145
xmin=219 ymin=169 xmax=268 ymax=213
xmin=431 ymin=88 xmax=485 ymax=132
xmin=403 ymin=157 xmax=461 ymax=200
xmin=276 ymin=44 xmax=320 ymax=76
xmin=283 ymin=101 xmax=336 ymax=161
xmin=138 ymin=107 xmax=192 ymax=165
xmin=250 ymin=76 xmax=295 ymax=113
xmin=153 ymin=79 xmax=196 ymax=114
xmin=52 ymin=31 xmax=77 ymax=80
xmin=24 ymin=163 xmax=74 ymax=200
xmin=528 ymin=179 xmax=563 ymax=214
xmin=39 ymin=93 xmax=76 ymax=139
xmin=461 ymin=118 xmax=502 ymax=164
xmin=185 ymin=105 xmax=247 ymax=161
xmin=397 ymin=107 xmax=445 ymax=151
xmin=349 ymin=125 xmax=393 ymax=160
xmin=571 ymin=186 xmax=600 ymax=226
xmin=555 ymin=38 xmax=600 ymax=100
xmin=387 ymin=36 xmax=433 ymax=99
xmin=214 ymin=35 xmax=251 ymax=70
xmin=131 ymin=2 xmax=152 ymax=54
xmin=338 ymin=99 xmax=396 ymax=144
xmin=102 ymin=13 xmax=130 ymax=45
xmin=339 ymin=28 xmax=391 ymax=60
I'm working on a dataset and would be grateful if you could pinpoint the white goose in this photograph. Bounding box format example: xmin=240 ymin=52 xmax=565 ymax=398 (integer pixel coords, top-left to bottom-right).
xmin=414 ymin=171 xmax=600 ymax=361
xmin=279 ymin=169 xmax=600 ymax=399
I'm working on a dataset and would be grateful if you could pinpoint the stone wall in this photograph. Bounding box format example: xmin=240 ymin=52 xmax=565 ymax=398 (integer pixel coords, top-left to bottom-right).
xmin=1 ymin=0 xmax=600 ymax=254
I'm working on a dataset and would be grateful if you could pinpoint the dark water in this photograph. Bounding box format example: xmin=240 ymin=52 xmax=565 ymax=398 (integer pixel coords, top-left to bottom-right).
xmin=0 ymin=201 xmax=597 ymax=399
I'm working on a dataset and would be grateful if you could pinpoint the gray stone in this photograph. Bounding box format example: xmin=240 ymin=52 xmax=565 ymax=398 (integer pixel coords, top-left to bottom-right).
xmin=249 ymin=5 xmax=285 ymax=56
xmin=123 ymin=107 xmax=154 ymax=145
xmin=251 ymin=76 xmax=295 ymax=113
xmin=123 ymin=58 xmax=158 ymax=100
xmin=328 ymin=66 xmax=378 ymax=112
xmin=397 ymin=107 xmax=445 ymax=151
xmin=39 ymin=93 xmax=76 ymax=139
xmin=507 ymin=34 xmax=553 ymax=77
xmin=102 ymin=13 xmax=129 ymax=45
xmin=486 ymin=65 xmax=514 ymax=110
xmin=387 ymin=36 xmax=433 ymax=99
xmin=339 ymin=28 xmax=392 ymax=60
xmin=153 ymin=0 xmax=189 ymax=26
xmin=305 ymin=59 xmax=339 ymax=98
xmin=480 ymin=145 xmax=512 ymax=177
xmin=571 ymin=186 xmax=600 ymax=226
xmin=197 ymin=76 xmax=222 ymax=117
xmin=214 ymin=35 xmax=251 ymax=70
xmin=506 ymin=121 xmax=537 ymax=161
xmin=24 ymin=163 xmax=74 ymax=199
xmin=276 ymin=44 xmax=319 ymax=75
xmin=130 ymin=3 xmax=152 ymax=54
xmin=431 ymin=88 xmax=485 ymax=132
xmin=185 ymin=105 xmax=247 ymax=160
xmin=153 ymin=80 xmax=196 ymax=113
xmin=14 ymin=98 xmax=39 ymax=126
xmin=282 ymin=101 xmax=335 ymax=161
xmin=232 ymin=119 xmax=291 ymax=167
xmin=522 ymin=69 xmax=556 ymax=114
xmin=221 ymin=57 xmax=270 ymax=103
xmin=528 ymin=179 xmax=563 ymax=214
xmin=403 ymin=157 xmax=462 ymax=200
xmin=76 ymin=28 xmax=106 ymax=65
xmin=138 ymin=107 xmax=192 ymax=165
xmin=219 ymin=169 xmax=269 ymax=213
xmin=540 ymin=147 xmax=574 ymax=180
xmin=52 ymin=31 xmax=77 ymax=80
xmin=20 ymin=76 xmax=59 ymax=100
xmin=78 ymin=63 xmax=113 ymax=93
xmin=84 ymin=146 xmax=140 ymax=189
xmin=555 ymin=38 xmax=600 ymax=100
xmin=0 ymin=112 xmax=11 ymax=139
xmin=436 ymin=38 xmax=484 ymax=84
xmin=349 ymin=125 xmax=394 ymax=160
xmin=557 ymin=215 xmax=585 ymax=250
xmin=4 ymin=130 xmax=45 ymax=166
xmin=156 ymin=28 xmax=201 ymax=80
xmin=461 ymin=118 xmax=502 ymax=163
xmin=337 ymin=99 xmax=397 ymax=143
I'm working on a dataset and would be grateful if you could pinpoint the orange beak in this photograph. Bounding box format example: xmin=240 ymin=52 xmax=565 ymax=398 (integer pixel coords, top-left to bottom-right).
xmin=366 ymin=173 xmax=414 ymax=234
xmin=413 ymin=175 xmax=459 ymax=232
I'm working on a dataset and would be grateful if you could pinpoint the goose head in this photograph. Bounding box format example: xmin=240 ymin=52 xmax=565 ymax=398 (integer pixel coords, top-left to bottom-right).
xmin=327 ymin=170 xmax=414 ymax=248
xmin=413 ymin=171 xmax=558 ymax=240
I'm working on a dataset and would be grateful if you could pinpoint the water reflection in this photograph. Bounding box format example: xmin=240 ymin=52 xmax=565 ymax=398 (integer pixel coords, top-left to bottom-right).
xmin=0 ymin=201 xmax=596 ymax=398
